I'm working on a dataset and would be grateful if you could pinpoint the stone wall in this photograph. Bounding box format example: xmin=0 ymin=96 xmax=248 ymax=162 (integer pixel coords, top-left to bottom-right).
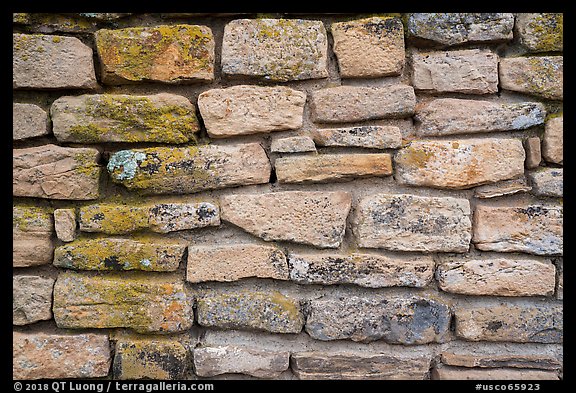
xmin=13 ymin=13 xmax=563 ymax=380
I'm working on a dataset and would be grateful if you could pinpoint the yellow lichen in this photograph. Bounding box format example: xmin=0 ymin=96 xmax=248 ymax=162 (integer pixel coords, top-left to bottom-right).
xmin=13 ymin=204 xmax=53 ymax=232
xmin=398 ymin=144 xmax=435 ymax=168
xmin=525 ymin=13 xmax=563 ymax=51
xmin=79 ymin=203 xmax=150 ymax=234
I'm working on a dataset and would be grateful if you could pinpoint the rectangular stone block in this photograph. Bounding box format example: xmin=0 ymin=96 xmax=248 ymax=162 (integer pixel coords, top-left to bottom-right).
xmin=542 ymin=116 xmax=563 ymax=164
xmin=305 ymin=295 xmax=451 ymax=344
xmin=270 ymin=136 xmax=316 ymax=153
xmin=54 ymin=208 xmax=76 ymax=242
xmin=107 ymin=143 xmax=270 ymax=194
xmin=353 ymin=194 xmax=471 ymax=252
xmin=291 ymin=352 xmax=431 ymax=380
xmin=198 ymin=85 xmax=306 ymax=138
xmin=473 ymin=204 xmax=563 ymax=255
xmin=474 ymin=178 xmax=531 ymax=199
xmin=193 ymin=346 xmax=289 ymax=378
xmin=412 ymin=49 xmax=498 ymax=94
xmin=311 ymin=125 xmax=402 ymax=149
xmin=197 ymin=290 xmax=304 ymax=334
xmin=51 ymin=93 xmax=199 ymax=143
xmin=524 ymin=137 xmax=542 ymax=169
xmin=441 ymin=347 xmax=562 ymax=370
xmin=415 ymin=99 xmax=545 ymax=136
xmin=13 ymin=33 xmax=97 ymax=89
xmin=221 ymin=19 xmax=327 ymax=81
xmin=13 ymin=103 xmax=49 ymax=140
xmin=515 ymin=13 xmax=563 ymax=52
xmin=148 ymin=202 xmax=220 ymax=233
xmin=275 ymin=153 xmax=392 ymax=184
xmin=13 ymin=144 xmax=101 ymax=200
xmin=394 ymin=138 xmax=525 ymax=189
xmin=13 ymin=275 xmax=55 ymax=325
xmin=499 ymin=56 xmax=563 ymax=100
xmin=288 ymin=252 xmax=434 ymax=288
xmin=432 ymin=366 xmax=559 ymax=380
xmin=13 ymin=331 xmax=111 ymax=380
xmin=53 ymin=271 xmax=194 ymax=333
xmin=332 ymin=17 xmax=405 ymax=78
xmin=527 ymin=168 xmax=563 ymax=197
xmin=13 ymin=204 xmax=54 ymax=267
xmin=455 ymin=300 xmax=562 ymax=343
xmin=436 ymin=255 xmax=556 ymax=296
xmin=311 ymin=85 xmax=415 ymax=123
xmin=95 ymin=25 xmax=214 ymax=84
xmin=555 ymin=259 xmax=563 ymax=300
xmin=79 ymin=204 xmax=149 ymax=234
xmin=220 ymin=191 xmax=351 ymax=249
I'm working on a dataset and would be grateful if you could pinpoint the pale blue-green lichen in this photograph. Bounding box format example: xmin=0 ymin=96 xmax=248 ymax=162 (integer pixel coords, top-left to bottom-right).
xmin=107 ymin=150 xmax=146 ymax=180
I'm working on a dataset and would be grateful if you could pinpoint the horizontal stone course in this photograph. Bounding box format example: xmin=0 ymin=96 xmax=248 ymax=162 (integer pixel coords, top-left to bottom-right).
xmin=311 ymin=126 xmax=402 ymax=149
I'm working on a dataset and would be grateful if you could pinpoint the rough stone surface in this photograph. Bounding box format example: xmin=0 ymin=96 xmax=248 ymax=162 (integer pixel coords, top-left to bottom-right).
xmin=13 ymin=275 xmax=55 ymax=325
xmin=95 ymin=25 xmax=214 ymax=84
xmin=556 ymin=259 xmax=563 ymax=300
xmin=473 ymin=204 xmax=563 ymax=255
xmin=306 ymin=295 xmax=451 ymax=344
xmin=53 ymin=238 xmax=186 ymax=271
xmin=415 ymin=99 xmax=545 ymax=136
xmin=270 ymin=136 xmax=316 ymax=153
xmin=13 ymin=331 xmax=111 ymax=380
xmin=53 ymin=271 xmax=193 ymax=333
xmin=354 ymin=194 xmax=471 ymax=252
xmin=13 ymin=144 xmax=101 ymax=200
xmin=220 ymin=191 xmax=351 ymax=249
xmin=54 ymin=208 xmax=76 ymax=242
xmin=524 ymin=137 xmax=542 ymax=169
xmin=79 ymin=204 xmax=149 ymax=234
xmin=149 ymin=202 xmax=220 ymax=233
xmin=193 ymin=345 xmax=289 ymax=378
xmin=13 ymin=13 xmax=30 ymax=24
xmin=311 ymin=126 xmax=402 ymax=149
xmin=221 ymin=19 xmax=328 ymax=82
xmin=288 ymin=252 xmax=434 ymax=288
xmin=515 ymin=13 xmax=563 ymax=52
xmin=13 ymin=103 xmax=49 ymax=140
xmin=276 ymin=153 xmax=393 ymax=184
xmin=187 ymin=244 xmax=289 ymax=283
xmin=474 ymin=178 xmax=532 ymax=199
xmin=332 ymin=17 xmax=405 ymax=78
xmin=311 ymin=85 xmax=415 ymax=123
xmin=499 ymin=56 xmax=563 ymax=100
xmin=455 ymin=301 xmax=563 ymax=343
xmin=13 ymin=204 xmax=54 ymax=267
xmin=107 ymin=143 xmax=270 ymax=194
xmin=432 ymin=366 xmax=559 ymax=380
xmin=542 ymin=116 xmax=563 ymax=165
xmin=13 ymin=33 xmax=97 ymax=89
xmin=394 ymin=138 xmax=525 ymax=189
xmin=198 ymin=85 xmax=306 ymax=138
xmin=51 ymin=93 xmax=199 ymax=143
xmin=114 ymin=337 xmax=189 ymax=380
xmin=75 ymin=13 xmax=132 ymax=20
xmin=527 ymin=168 xmax=563 ymax=197
xmin=441 ymin=350 xmax=562 ymax=370
xmin=197 ymin=290 xmax=304 ymax=334
xmin=436 ymin=255 xmax=556 ymax=296
xmin=291 ymin=352 xmax=430 ymax=380
xmin=411 ymin=49 xmax=498 ymax=94
xmin=407 ymin=13 xmax=514 ymax=46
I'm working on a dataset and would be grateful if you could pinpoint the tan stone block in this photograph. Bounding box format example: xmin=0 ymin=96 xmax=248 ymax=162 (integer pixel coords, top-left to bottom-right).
xmin=527 ymin=168 xmax=563 ymax=197
xmin=432 ymin=366 xmax=559 ymax=380
xmin=54 ymin=209 xmax=76 ymax=242
xmin=194 ymin=346 xmax=289 ymax=378
xmin=13 ymin=275 xmax=55 ymax=325
xmin=311 ymin=125 xmax=402 ymax=149
xmin=499 ymin=56 xmax=563 ymax=100
xmin=515 ymin=13 xmax=563 ymax=52
xmin=270 ymin=136 xmax=316 ymax=153
xmin=542 ymin=116 xmax=563 ymax=164
xmin=13 ymin=103 xmax=49 ymax=140
xmin=474 ymin=178 xmax=532 ymax=199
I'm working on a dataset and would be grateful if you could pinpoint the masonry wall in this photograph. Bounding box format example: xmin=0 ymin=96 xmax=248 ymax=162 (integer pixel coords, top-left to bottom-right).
xmin=13 ymin=12 xmax=563 ymax=380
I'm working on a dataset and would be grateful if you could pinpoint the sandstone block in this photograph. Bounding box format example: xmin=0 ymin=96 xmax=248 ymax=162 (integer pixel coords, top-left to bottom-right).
xmin=270 ymin=136 xmax=316 ymax=153
xmin=515 ymin=13 xmax=563 ymax=52
xmin=13 ymin=144 xmax=101 ymax=200
xmin=79 ymin=204 xmax=149 ymax=234
xmin=432 ymin=366 xmax=559 ymax=380
xmin=13 ymin=204 xmax=54 ymax=267
xmin=556 ymin=259 xmax=563 ymax=300
xmin=13 ymin=33 xmax=97 ymax=89
xmin=51 ymin=93 xmax=199 ymax=143
xmin=407 ymin=13 xmax=514 ymax=46
xmin=524 ymin=137 xmax=542 ymax=169
xmin=354 ymin=193 xmax=471 ymax=252
xmin=13 ymin=331 xmax=111 ymax=379
xmin=394 ymin=138 xmax=525 ymax=189
xmin=311 ymin=85 xmax=415 ymax=123
xmin=473 ymin=204 xmax=563 ymax=255
xmin=197 ymin=290 xmax=304 ymax=333
xmin=107 ymin=143 xmax=270 ymax=194
xmin=276 ymin=153 xmax=392 ymax=183
xmin=332 ymin=17 xmax=404 ymax=78
xmin=527 ymin=168 xmax=563 ymax=197
xmin=193 ymin=345 xmax=289 ymax=378
xmin=441 ymin=349 xmax=562 ymax=370
xmin=412 ymin=49 xmax=498 ymax=94
xmin=288 ymin=252 xmax=434 ymax=288
xmin=187 ymin=243 xmax=288 ymax=283
xmin=305 ymin=295 xmax=451 ymax=344
xmin=436 ymin=255 xmax=556 ymax=296
xmin=474 ymin=178 xmax=532 ymax=199
xmin=198 ymin=85 xmax=306 ymax=138
xmin=53 ymin=271 xmax=193 ymax=333
xmin=148 ymin=202 xmax=220 ymax=233
xmin=13 ymin=103 xmax=49 ymax=140
xmin=311 ymin=126 xmax=402 ymax=149
xmin=415 ymin=99 xmax=545 ymax=136
xmin=95 ymin=25 xmax=214 ymax=84
xmin=499 ymin=56 xmax=563 ymax=100
xmin=54 ymin=209 xmax=76 ymax=242
xmin=542 ymin=116 xmax=563 ymax=164
xmin=291 ymin=352 xmax=431 ymax=380
xmin=220 ymin=191 xmax=351 ymax=248
xmin=13 ymin=275 xmax=55 ymax=325
xmin=221 ymin=19 xmax=327 ymax=81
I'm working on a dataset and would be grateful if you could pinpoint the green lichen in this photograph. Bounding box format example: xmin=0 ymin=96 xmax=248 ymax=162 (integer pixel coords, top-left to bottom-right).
xmin=524 ymin=13 xmax=563 ymax=52
xmin=518 ymin=57 xmax=562 ymax=99
xmin=52 ymin=36 xmax=62 ymax=43
xmin=79 ymin=203 xmax=150 ymax=234
xmin=73 ymin=152 xmax=101 ymax=178
xmin=13 ymin=204 xmax=53 ymax=232
xmin=30 ymin=14 xmax=95 ymax=32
